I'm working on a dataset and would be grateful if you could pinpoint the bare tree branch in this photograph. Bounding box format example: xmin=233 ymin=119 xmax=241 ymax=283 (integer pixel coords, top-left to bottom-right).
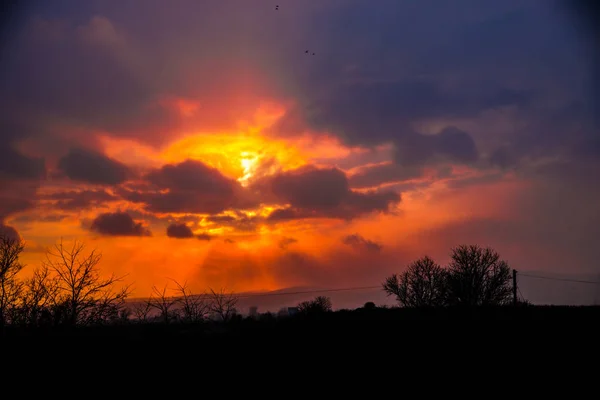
xmin=147 ymin=285 xmax=178 ymax=324
xmin=172 ymin=280 xmax=209 ymax=323
xmin=13 ymin=264 xmax=60 ymax=326
xmin=132 ymin=300 xmax=152 ymax=322
xmin=297 ymin=296 xmax=332 ymax=314
xmin=208 ymin=288 xmax=238 ymax=322
xmin=41 ymin=239 xmax=131 ymax=325
xmin=383 ymin=256 xmax=448 ymax=307
xmin=446 ymin=245 xmax=512 ymax=306
xmin=0 ymin=235 xmax=25 ymax=326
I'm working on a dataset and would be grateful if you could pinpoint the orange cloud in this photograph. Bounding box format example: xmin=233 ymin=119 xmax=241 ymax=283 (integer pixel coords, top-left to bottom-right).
xmin=1 ymin=85 xmax=538 ymax=300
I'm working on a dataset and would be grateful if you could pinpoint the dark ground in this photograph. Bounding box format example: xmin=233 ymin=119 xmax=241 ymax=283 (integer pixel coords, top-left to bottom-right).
xmin=4 ymin=305 xmax=600 ymax=348
xmin=2 ymin=306 xmax=596 ymax=385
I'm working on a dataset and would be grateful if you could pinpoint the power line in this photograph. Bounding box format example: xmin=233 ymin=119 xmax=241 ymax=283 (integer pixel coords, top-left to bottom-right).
xmin=127 ymin=285 xmax=382 ymax=302
xmin=128 ymin=272 xmax=600 ymax=304
xmin=519 ymin=273 xmax=600 ymax=285
xmin=235 ymin=285 xmax=381 ymax=299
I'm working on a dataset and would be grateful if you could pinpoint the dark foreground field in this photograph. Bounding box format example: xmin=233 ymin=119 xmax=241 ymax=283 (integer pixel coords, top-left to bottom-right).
xmin=3 ymin=306 xmax=599 ymax=383
xmin=4 ymin=306 xmax=600 ymax=350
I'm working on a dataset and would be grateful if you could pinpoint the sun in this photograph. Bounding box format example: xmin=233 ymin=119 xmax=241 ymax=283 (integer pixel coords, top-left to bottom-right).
xmin=238 ymin=151 xmax=259 ymax=185
xmin=240 ymin=154 xmax=255 ymax=171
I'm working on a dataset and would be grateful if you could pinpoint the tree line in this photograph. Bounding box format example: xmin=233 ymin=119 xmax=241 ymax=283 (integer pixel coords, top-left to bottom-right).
xmin=382 ymin=245 xmax=514 ymax=307
xmin=0 ymin=236 xmax=240 ymax=328
xmin=0 ymin=235 xmax=517 ymax=329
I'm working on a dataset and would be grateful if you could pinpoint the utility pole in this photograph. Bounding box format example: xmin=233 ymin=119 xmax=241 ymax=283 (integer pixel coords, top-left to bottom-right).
xmin=512 ymin=269 xmax=518 ymax=306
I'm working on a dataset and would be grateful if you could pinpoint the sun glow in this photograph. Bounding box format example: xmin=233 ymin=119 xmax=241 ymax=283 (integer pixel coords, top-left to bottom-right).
xmin=239 ymin=151 xmax=259 ymax=185
xmin=160 ymin=132 xmax=307 ymax=181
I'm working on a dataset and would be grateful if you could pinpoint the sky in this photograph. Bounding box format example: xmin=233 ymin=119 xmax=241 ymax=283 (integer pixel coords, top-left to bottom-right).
xmin=0 ymin=0 xmax=599 ymax=305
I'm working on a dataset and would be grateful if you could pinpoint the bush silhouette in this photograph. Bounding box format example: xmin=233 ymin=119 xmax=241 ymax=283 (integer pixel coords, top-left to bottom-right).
xmin=446 ymin=245 xmax=512 ymax=306
xmin=363 ymin=301 xmax=376 ymax=310
xmin=297 ymin=296 xmax=332 ymax=314
xmin=383 ymin=256 xmax=447 ymax=307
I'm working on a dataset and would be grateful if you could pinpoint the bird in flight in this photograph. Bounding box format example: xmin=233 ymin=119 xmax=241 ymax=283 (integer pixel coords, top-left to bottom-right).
xmin=274 ymin=6 xmax=316 ymax=57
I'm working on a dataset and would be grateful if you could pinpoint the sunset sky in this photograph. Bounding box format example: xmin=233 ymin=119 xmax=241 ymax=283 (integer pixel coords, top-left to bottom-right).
xmin=0 ymin=0 xmax=598 ymax=303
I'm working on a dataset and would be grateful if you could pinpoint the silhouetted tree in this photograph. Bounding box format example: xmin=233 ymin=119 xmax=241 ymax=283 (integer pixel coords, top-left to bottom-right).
xmin=173 ymin=280 xmax=209 ymax=323
xmin=445 ymin=245 xmax=512 ymax=306
xmin=147 ymin=285 xmax=178 ymax=324
xmin=208 ymin=288 xmax=238 ymax=322
xmin=0 ymin=236 xmax=25 ymax=326
xmin=297 ymin=296 xmax=332 ymax=314
xmin=382 ymin=256 xmax=447 ymax=307
xmin=132 ymin=300 xmax=153 ymax=322
xmin=14 ymin=264 xmax=59 ymax=326
xmin=363 ymin=301 xmax=376 ymax=310
xmin=42 ymin=239 xmax=130 ymax=325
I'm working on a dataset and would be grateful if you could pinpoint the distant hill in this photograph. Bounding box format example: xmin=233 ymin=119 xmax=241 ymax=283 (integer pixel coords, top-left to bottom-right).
xmin=127 ymin=285 xmax=396 ymax=315
xmin=125 ymin=270 xmax=600 ymax=315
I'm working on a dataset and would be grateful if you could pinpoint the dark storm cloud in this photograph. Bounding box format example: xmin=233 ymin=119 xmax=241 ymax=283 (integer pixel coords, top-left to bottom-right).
xmin=0 ymin=144 xmax=46 ymax=180
xmin=166 ymin=222 xmax=212 ymax=240
xmin=284 ymin=80 xmax=530 ymax=148
xmin=0 ymin=180 xmax=39 ymax=219
xmin=146 ymin=160 xmax=234 ymax=193
xmin=269 ymin=3 xmax=539 ymax=137
xmin=271 ymin=167 xmax=350 ymax=209
xmin=0 ymin=191 xmax=33 ymax=219
xmin=489 ymin=147 xmax=517 ymax=170
xmin=266 ymin=166 xmax=400 ymax=220
xmin=1 ymin=0 xmax=593 ymax=169
xmin=267 ymin=0 xmax=594 ymax=176
xmin=0 ymin=3 xmax=288 ymax=148
xmin=0 ymin=14 xmax=180 ymax=145
xmin=57 ymin=147 xmax=131 ymax=185
xmin=555 ymin=0 xmax=600 ymax=123
xmin=0 ymin=0 xmax=596 ymax=242
xmin=196 ymin=233 xmax=212 ymax=241
xmin=488 ymin=101 xmax=598 ymax=171
xmin=342 ymin=234 xmax=383 ymax=253
xmin=0 ymin=222 xmax=20 ymax=241
xmin=166 ymin=223 xmax=194 ymax=238
xmin=266 ymin=208 xmax=299 ymax=222
xmin=434 ymin=127 xmax=479 ymax=164
xmin=392 ymin=126 xmax=479 ymax=168
xmin=0 ymin=131 xmax=45 ymax=218
xmin=90 ymin=211 xmax=151 ymax=236
xmin=144 ymin=164 xmax=403 ymax=223
xmin=126 ymin=160 xmax=243 ymax=214
xmin=42 ymin=189 xmax=118 ymax=210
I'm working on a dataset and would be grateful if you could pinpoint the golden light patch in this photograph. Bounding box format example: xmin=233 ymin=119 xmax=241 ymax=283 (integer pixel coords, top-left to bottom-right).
xmin=97 ymin=100 xmax=367 ymax=187
xmin=239 ymin=151 xmax=260 ymax=185
xmin=160 ymin=131 xmax=307 ymax=180
xmin=98 ymin=134 xmax=163 ymax=168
